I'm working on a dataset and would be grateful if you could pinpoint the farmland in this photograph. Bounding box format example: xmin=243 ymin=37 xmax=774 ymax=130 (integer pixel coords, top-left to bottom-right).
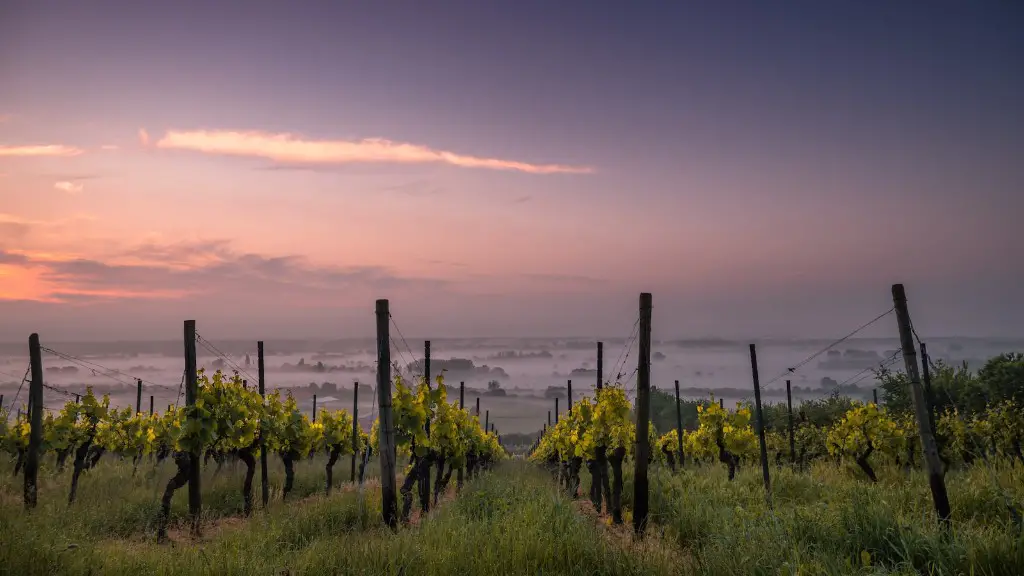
xmin=1 ymin=293 xmax=1023 ymax=575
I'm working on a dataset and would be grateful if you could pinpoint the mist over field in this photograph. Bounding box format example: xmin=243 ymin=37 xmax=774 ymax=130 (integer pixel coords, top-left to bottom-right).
xmin=3 ymin=335 xmax=1019 ymax=435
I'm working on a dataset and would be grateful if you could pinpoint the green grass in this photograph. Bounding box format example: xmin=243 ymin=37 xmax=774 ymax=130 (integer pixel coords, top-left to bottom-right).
xmin=0 ymin=457 xmax=681 ymax=575
xmin=608 ymin=459 xmax=1024 ymax=575
xmin=10 ymin=450 xmax=1021 ymax=575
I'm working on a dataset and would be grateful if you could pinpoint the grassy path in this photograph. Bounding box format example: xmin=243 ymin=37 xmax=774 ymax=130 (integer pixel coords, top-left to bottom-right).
xmin=1 ymin=460 xmax=684 ymax=575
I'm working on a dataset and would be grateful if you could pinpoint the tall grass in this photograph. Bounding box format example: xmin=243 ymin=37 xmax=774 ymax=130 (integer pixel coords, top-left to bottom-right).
xmin=1 ymin=458 xmax=682 ymax=575
xmin=609 ymin=459 xmax=1024 ymax=575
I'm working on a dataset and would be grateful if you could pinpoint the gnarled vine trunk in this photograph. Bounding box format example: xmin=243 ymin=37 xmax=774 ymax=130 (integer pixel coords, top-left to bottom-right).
xmin=281 ymin=451 xmax=297 ymax=500
xmin=400 ymin=454 xmax=433 ymax=522
xmin=156 ymin=452 xmax=191 ymax=542
xmin=717 ymin=441 xmax=737 ymax=481
xmin=568 ymin=456 xmax=583 ymax=499
xmin=417 ymin=453 xmax=431 ymax=515
xmin=358 ymin=447 xmax=371 ymax=484
xmin=56 ymin=448 xmax=71 ymax=473
xmin=432 ymin=455 xmax=448 ymax=506
xmin=596 ymin=446 xmax=611 ymax=514
xmin=662 ymin=447 xmax=676 ymax=472
xmin=606 ymin=446 xmax=622 ymax=522
xmin=68 ymin=439 xmax=94 ymax=505
xmin=325 ymin=446 xmax=341 ymax=494
xmin=239 ymin=447 xmax=256 ymax=515
xmin=856 ymin=442 xmax=877 ymax=482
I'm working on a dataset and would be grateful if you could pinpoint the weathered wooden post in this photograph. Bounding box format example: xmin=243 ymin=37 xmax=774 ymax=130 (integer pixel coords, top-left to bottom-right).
xmin=420 ymin=341 xmax=431 ymax=513
xmin=312 ymin=394 xmax=317 ymax=422
xmin=548 ymin=410 xmax=551 ymax=426
xmin=597 ymin=342 xmax=603 ymax=389
xmin=892 ymin=284 xmax=951 ymax=525
xmin=136 ymin=379 xmax=143 ymax=414
xmin=786 ymin=380 xmax=795 ymax=464
xmin=633 ymin=292 xmax=653 ymax=535
xmin=376 ymin=299 xmax=399 ymax=529
xmin=674 ymin=380 xmax=684 ymax=467
xmin=184 ymin=320 xmax=201 ymax=535
xmin=567 ymin=379 xmax=572 ymax=407
xmin=351 ymin=382 xmax=359 ymax=483
xmin=149 ymin=395 xmax=154 ymax=416
xmin=0 ymin=394 xmax=4 ymax=409
xmin=475 ymin=397 xmax=480 ymax=417
xmin=485 ymin=410 xmax=489 ymax=432
xmin=258 ymin=341 xmax=269 ymax=508
xmin=554 ymin=398 xmax=559 ymax=423
xmin=749 ymin=344 xmax=771 ymax=506
xmin=873 ymin=388 xmax=879 ymax=405
xmin=719 ymin=398 xmax=724 ymax=409
xmin=920 ymin=342 xmax=938 ymax=436
xmin=25 ymin=333 xmax=43 ymax=509
xmin=457 ymin=382 xmax=465 ymax=490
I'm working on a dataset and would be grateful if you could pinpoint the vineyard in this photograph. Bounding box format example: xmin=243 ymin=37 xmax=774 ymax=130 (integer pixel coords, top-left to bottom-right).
xmin=1 ymin=288 xmax=1023 ymax=575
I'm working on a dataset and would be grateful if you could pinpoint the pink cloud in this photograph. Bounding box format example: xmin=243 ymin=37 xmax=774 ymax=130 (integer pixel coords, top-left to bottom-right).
xmin=152 ymin=128 xmax=593 ymax=175
xmin=54 ymin=181 xmax=84 ymax=194
xmin=0 ymin=144 xmax=84 ymax=157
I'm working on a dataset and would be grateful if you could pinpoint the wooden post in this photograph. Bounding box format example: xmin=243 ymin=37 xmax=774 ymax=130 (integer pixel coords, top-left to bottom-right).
xmin=149 ymin=395 xmax=154 ymax=416
xmin=485 ymin=410 xmax=489 ymax=432
xmin=457 ymin=381 xmax=465 ymax=489
xmin=920 ymin=342 xmax=938 ymax=436
xmin=596 ymin=342 xmax=603 ymax=390
xmin=136 ymin=379 xmax=143 ymax=414
xmin=184 ymin=321 xmax=201 ymax=534
xmin=425 ymin=340 xmax=431 ymax=387
xmin=0 ymin=393 xmax=4 ymax=410
xmin=632 ymin=292 xmax=653 ymax=535
xmin=873 ymin=388 xmax=879 ymax=405
xmin=554 ymin=397 xmax=559 ymax=423
xmin=475 ymin=397 xmax=480 ymax=416
xmin=351 ymin=382 xmax=359 ymax=483
xmin=749 ymin=344 xmax=771 ymax=505
xmin=547 ymin=410 xmax=551 ymax=426
xmin=674 ymin=380 xmax=684 ymax=467
xmin=419 ymin=339 xmax=433 ymax=513
xmin=892 ymin=284 xmax=951 ymax=525
xmin=376 ymin=299 xmax=398 ymax=529
xmin=75 ymin=394 xmax=80 ymax=404
xmin=242 ymin=379 xmax=247 ymax=390
xmin=25 ymin=333 xmax=44 ymax=509
xmin=312 ymin=394 xmax=317 ymax=422
xmin=567 ymin=379 xmax=572 ymax=407
xmin=258 ymin=341 xmax=269 ymax=508
xmin=786 ymin=380 xmax=795 ymax=465
xmin=719 ymin=398 xmax=724 ymax=409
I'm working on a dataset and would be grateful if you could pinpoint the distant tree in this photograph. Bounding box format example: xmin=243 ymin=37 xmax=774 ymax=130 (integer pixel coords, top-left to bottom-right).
xmin=977 ymin=353 xmax=1024 ymax=405
xmin=485 ymin=380 xmax=506 ymax=397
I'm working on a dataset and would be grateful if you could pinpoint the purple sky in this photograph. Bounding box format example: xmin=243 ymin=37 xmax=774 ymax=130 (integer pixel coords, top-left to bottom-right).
xmin=0 ymin=1 xmax=1022 ymax=342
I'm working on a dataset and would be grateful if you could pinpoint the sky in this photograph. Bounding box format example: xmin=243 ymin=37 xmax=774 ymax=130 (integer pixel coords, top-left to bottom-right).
xmin=0 ymin=1 xmax=1022 ymax=342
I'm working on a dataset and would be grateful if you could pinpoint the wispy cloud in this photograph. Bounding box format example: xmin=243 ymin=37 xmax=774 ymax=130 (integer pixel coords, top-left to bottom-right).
xmin=152 ymin=129 xmax=593 ymax=175
xmin=100 ymin=144 xmax=119 ymax=151
xmin=137 ymin=129 xmax=150 ymax=146
xmin=54 ymin=181 xmax=84 ymax=194
xmin=0 ymin=144 xmax=84 ymax=157
xmin=0 ymin=239 xmax=449 ymax=305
